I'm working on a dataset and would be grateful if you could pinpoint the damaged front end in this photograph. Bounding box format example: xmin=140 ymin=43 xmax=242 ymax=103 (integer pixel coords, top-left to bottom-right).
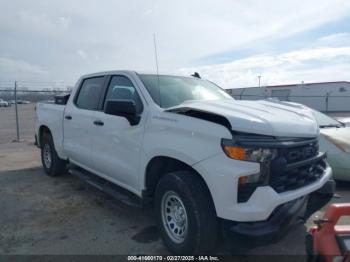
xmin=221 ymin=134 xmax=332 ymax=203
xmin=221 ymin=133 xmax=335 ymax=241
xmin=222 ymin=179 xmax=335 ymax=243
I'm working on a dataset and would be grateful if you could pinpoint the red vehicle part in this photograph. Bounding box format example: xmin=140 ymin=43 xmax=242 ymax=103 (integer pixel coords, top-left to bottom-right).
xmin=308 ymin=203 xmax=350 ymax=261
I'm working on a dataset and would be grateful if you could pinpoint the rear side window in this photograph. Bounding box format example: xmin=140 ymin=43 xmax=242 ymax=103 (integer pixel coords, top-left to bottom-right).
xmin=104 ymin=76 xmax=143 ymax=114
xmin=75 ymin=77 xmax=105 ymax=110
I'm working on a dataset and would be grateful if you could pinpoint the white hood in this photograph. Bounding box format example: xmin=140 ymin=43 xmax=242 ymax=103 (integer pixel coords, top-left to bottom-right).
xmin=167 ymin=99 xmax=318 ymax=137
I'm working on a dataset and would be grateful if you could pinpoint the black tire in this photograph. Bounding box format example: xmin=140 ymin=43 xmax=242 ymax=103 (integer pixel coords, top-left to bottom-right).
xmin=41 ymin=131 xmax=67 ymax=176
xmin=155 ymin=170 xmax=218 ymax=254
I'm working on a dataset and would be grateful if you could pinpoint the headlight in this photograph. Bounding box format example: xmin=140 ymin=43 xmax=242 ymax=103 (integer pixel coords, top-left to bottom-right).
xmin=222 ymin=145 xmax=277 ymax=162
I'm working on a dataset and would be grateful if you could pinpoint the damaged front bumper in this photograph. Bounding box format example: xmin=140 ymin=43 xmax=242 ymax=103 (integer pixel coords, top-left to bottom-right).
xmin=222 ymin=179 xmax=336 ymax=242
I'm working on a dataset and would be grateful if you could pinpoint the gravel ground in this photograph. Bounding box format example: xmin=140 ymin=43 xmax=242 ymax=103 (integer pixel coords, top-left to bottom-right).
xmin=0 ymin=141 xmax=349 ymax=256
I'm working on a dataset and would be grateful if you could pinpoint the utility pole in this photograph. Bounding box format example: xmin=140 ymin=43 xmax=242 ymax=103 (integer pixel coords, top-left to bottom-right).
xmin=14 ymin=81 xmax=20 ymax=141
xmin=325 ymin=91 xmax=332 ymax=112
xmin=258 ymin=75 xmax=261 ymax=88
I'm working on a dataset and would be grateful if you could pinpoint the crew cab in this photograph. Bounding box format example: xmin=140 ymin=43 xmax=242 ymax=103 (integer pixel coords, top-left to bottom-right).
xmin=35 ymin=71 xmax=335 ymax=254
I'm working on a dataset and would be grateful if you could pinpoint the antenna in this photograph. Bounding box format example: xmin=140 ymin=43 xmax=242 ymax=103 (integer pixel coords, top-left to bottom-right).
xmin=153 ymin=33 xmax=159 ymax=76
xmin=153 ymin=33 xmax=161 ymax=107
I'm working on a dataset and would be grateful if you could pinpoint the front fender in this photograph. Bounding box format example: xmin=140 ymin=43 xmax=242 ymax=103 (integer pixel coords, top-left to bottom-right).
xmin=139 ymin=112 xmax=232 ymax=190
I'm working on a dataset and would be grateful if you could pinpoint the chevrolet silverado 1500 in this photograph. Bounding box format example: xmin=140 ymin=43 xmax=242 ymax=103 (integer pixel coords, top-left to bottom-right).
xmin=35 ymin=71 xmax=335 ymax=254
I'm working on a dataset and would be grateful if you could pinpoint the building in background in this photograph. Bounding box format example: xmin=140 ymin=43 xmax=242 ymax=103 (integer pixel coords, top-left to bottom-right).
xmin=228 ymin=81 xmax=350 ymax=112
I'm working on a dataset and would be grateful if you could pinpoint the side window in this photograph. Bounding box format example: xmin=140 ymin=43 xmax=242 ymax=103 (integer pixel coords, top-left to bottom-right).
xmin=75 ymin=77 xmax=105 ymax=110
xmin=104 ymin=76 xmax=143 ymax=114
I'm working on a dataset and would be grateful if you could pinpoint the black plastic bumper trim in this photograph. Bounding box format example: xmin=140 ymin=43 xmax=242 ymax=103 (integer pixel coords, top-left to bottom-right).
xmin=34 ymin=135 xmax=39 ymax=147
xmin=227 ymin=196 xmax=308 ymax=238
xmin=224 ymin=179 xmax=335 ymax=241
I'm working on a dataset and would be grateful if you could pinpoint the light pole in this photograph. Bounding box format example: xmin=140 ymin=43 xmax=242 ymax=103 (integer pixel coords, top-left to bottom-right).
xmin=325 ymin=91 xmax=332 ymax=112
xmin=258 ymin=75 xmax=261 ymax=88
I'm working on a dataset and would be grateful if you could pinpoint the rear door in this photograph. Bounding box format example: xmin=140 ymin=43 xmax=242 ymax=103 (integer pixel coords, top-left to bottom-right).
xmin=91 ymin=75 xmax=145 ymax=192
xmin=63 ymin=76 xmax=106 ymax=168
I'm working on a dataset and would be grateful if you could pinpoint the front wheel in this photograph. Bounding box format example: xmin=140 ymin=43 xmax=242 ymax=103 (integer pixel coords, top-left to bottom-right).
xmin=155 ymin=171 xmax=218 ymax=254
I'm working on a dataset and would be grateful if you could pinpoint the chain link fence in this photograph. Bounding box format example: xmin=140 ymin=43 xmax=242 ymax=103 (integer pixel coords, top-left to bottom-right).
xmin=0 ymin=81 xmax=73 ymax=144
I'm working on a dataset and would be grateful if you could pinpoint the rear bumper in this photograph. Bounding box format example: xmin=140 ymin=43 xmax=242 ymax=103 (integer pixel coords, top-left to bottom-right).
xmin=34 ymin=135 xmax=39 ymax=147
xmin=223 ymin=179 xmax=335 ymax=240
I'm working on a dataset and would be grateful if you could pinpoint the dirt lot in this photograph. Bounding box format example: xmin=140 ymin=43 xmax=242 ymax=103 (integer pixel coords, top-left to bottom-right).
xmin=0 ymin=141 xmax=350 ymax=256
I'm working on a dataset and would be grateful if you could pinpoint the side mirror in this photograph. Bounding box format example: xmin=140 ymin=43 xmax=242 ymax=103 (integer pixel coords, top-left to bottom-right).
xmin=104 ymin=99 xmax=140 ymax=125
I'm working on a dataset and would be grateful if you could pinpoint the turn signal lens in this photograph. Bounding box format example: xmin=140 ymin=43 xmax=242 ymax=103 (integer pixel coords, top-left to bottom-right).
xmin=239 ymin=173 xmax=261 ymax=186
xmin=223 ymin=146 xmax=246 ymax=160
xmin=238 ymin=176 xmax=247 ymax=185
xmin=222 ymin=142 xmax=277 ymax=162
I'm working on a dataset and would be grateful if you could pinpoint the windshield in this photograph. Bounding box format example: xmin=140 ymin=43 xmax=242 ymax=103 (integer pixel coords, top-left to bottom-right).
xmin=311 ymin=109 xmax=343 ymax=128
xmin=139 ymin=74 xmax=233 ymax=108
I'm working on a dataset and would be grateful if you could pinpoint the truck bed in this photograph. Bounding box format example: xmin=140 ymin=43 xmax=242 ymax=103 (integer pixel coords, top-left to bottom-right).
xmin=35 ymin=102 xmax=65 ymax=153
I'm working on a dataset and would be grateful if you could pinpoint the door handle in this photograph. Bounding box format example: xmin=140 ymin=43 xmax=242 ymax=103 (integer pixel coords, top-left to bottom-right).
xmin=65 ymin=115 xmax=72 ymax=120
xmin=93 ymin=120 xmax=104 ymax=126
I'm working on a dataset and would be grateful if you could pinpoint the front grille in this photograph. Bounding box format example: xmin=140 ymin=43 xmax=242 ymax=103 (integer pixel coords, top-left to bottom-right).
xmin=236 ymin=137 xmax=326 ymax=203
xmin=280 ymin=141 xmax=319 ymax=164
xmin=269 ymin=155 xmax=326 ymax=193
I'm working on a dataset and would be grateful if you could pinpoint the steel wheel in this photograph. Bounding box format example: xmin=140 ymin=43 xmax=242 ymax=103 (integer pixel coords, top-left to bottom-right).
xmin=42 ymin=143 xmax=52 ymax=169
xmin=161 ymin=191 xmax=188 ymax=244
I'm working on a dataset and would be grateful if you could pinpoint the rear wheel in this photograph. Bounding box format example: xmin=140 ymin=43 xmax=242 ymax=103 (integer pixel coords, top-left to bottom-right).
xmin=155 ymin=170 xmax=218 ymax=254
xmin=41 ymin=132 xmax=67 ymax=176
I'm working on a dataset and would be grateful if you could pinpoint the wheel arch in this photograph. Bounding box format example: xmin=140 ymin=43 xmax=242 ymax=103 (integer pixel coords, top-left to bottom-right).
xmin=38 ymin=125 xmax=51 ymax=147
xmin=143 ymin=156 xmax=216 ymax=212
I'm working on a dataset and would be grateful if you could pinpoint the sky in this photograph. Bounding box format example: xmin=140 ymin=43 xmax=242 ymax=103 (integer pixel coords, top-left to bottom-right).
xmin=0 ymin=0 xmax=350 ymax=88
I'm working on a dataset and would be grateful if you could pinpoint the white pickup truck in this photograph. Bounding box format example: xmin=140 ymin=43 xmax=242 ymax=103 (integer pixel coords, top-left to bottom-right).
xmin=35 ymin=71 xmax=335 ymax=254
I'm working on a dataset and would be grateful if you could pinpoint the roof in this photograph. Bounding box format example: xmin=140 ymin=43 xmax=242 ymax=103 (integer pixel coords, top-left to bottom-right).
xmin=265 ymin=81 xmax=350 ymax=89
xmin=79 ymin=70 xmax=192 ymax=79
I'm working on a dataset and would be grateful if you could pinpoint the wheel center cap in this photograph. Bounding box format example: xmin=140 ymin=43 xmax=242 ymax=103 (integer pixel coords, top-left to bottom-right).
xmin=173 ymin=207 xmax=184 ymax=225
